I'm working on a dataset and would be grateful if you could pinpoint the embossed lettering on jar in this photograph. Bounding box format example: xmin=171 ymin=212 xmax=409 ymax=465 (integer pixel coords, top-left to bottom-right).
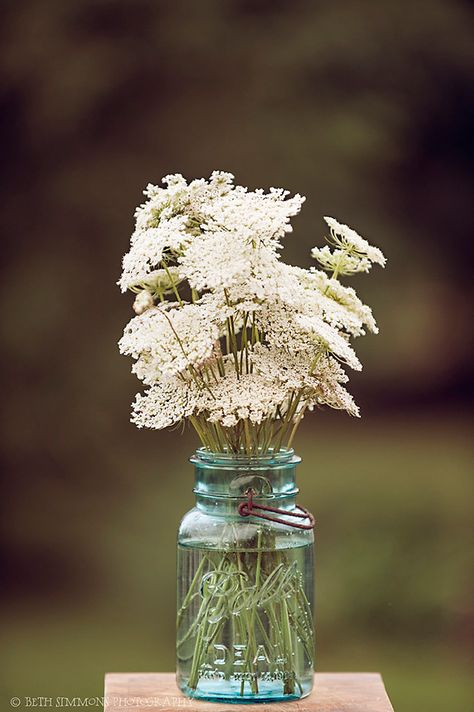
xmin=176 ymin=449 xmax=315 ymax=702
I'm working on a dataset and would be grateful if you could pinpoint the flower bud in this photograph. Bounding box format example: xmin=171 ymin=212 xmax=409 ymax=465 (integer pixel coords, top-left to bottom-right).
xmin=133 ymin=290 xmax=154 ymax=315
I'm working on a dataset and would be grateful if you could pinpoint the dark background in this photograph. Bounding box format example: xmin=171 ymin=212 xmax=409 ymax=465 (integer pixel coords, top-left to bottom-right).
xmin=1 ymin=2 xmax=473 ymax=711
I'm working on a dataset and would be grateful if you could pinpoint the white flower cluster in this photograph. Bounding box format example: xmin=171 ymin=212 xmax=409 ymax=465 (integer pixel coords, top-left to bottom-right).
xmin=118 ymin=172 xmax=386 ymax=448
xmin=119 ymin=171 xmax=304 ymax=294
xmin=119 ymin=299 xmax=220 ymax=382
xmin=311 ymin=217 xmax=386 ymax=276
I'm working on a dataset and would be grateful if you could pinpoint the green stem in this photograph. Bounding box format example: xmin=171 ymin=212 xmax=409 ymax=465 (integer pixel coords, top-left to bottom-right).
xmin=286 ymin=402 xmax=308 ymax=449
xmin=162 ymin=261 xmax=184 ymax=305
xmin=177 ymin=555 xmax=208 ymax=627
xmin=280 ymin=598 xmax=295 ymax=694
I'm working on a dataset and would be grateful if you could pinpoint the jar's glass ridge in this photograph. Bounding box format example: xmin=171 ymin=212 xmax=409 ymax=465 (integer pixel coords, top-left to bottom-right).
xmin=176 ymin=449 xmax=315 ymax=703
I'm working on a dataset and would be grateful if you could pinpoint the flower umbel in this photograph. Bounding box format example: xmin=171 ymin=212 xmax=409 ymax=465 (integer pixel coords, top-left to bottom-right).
xmin=118 ymin=172 xmax=386 ymax=453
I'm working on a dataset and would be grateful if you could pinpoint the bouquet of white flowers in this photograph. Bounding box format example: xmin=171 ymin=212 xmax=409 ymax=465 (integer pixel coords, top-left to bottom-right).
xmin=118 ymin=171 xmax=385 ymax=454
xmin=118 ymin=172 xmax=386 ymax=702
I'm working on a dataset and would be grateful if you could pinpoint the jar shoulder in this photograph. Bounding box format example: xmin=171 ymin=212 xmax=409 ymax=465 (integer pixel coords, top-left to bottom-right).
xmin=177 ymin=507 xmax=314 ymax=548
xmin=177 ymin=507 xmax=210 ymax=539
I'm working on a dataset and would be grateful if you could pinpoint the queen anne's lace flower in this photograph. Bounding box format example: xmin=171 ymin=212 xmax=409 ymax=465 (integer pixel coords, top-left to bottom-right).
xmin=281 ymin=266 xmax=378 ymax=337
xmin=255 ymin=300 xmax=361 ymax=371
xmin=119 ymin=300 xmax=221 ymax=382
xmin=197 ymin=362 xmax=290 ymax=426
xmin=118 ymin=172 xmax=386 ymax=451
xmin=307 ymin=270 xmax=378 ymax=335
xmin=318 ymin=216 xmax=386 ymax=272
xmin=250 ymin=345 xmax=359 ymax=417
xmin=311 ymin=358 xmax=360 ymax=417
xmin=178 ymin=229 xmax=256 ymax=292
xmin=132 ymin=376 xmax=199 ymax=429
xmin=120 ymin=216 xmax=190 ymax=292
xmin=295 ymin=314 xmax=362 ymax=371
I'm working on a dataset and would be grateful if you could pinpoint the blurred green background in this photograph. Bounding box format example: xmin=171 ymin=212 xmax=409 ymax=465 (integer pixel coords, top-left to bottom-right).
xmin=1 ymin=1 xmax=473 ymax=711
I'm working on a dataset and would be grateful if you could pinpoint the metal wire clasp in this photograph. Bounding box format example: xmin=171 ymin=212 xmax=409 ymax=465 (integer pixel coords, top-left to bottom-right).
xmin=238 ymin=488 xmax=315 ymax=530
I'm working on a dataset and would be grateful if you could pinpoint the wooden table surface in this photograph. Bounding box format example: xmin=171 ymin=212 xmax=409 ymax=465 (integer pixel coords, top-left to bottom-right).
xmin=104 ymin=672 xmax=394 ymax=711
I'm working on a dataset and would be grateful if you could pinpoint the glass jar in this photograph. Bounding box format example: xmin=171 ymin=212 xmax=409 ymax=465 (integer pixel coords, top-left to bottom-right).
xmin=176 ymin=448 xmax=315 ymax=702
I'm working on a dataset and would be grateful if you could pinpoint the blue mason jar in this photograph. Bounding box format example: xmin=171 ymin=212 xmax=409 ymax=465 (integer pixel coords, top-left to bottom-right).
xmin=176 ymin=448 xmax=314 ymax=702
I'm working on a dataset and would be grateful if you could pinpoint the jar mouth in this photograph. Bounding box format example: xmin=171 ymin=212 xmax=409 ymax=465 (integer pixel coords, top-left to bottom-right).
xmin=191 ymin=447 xmax=299 ymax=468
xmin=191 ymin=447 xmax=301 ymax=498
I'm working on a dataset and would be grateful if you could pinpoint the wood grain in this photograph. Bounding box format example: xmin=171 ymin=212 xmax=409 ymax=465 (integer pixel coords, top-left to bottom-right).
xmin=104 ymin=672 xmax=394 ymax=712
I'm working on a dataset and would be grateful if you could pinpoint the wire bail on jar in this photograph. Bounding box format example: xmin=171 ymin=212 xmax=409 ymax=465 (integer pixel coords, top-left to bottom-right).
xmin=238 ymin=488 xmax=315 ymax=530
